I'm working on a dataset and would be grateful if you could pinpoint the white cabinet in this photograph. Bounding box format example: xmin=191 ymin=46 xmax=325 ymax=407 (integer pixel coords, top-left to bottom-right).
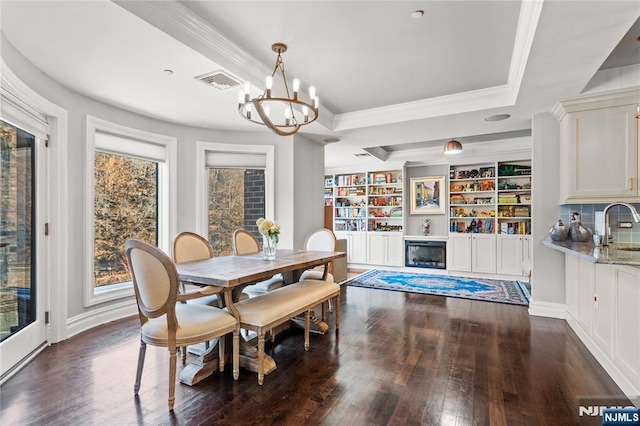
xmin=564 ymin=255 xmax=640 ymax=396
xmin=553 ymin=90 xmax=640 ymax=203
xmin=447 ymin=234 xmax=472 ymax=272
xmin=612 ymin=264 xmax=640 ymax=390
xmin=593 ymin=264 xmax=613 ymax=355
xmin=447 ymin=234 xmax=496 ymax=273
xmin=471 ymin=234 xmax=496 ymax=274
xmin=367 ymin=233 xmax=403 ymax=267
xmin=335 ymin=231 xmax=367 ymax=264
xmin=497 ymin=234 xmax=530 ymax=276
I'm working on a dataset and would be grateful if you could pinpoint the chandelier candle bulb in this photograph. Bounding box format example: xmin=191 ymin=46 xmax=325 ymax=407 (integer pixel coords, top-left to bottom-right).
xmin=265 ymin=75 xmax=273 ymax=97
xmin=243 ymin=81 xmax=250 ymax=103
xmin=313 ymin=96 xmax=319 ymax=109
xmin=285 ymin=108 xmax=291 ymax=126
xmin=309 ymin=86 xmax=316 ymax=99
xmin=302 ymin=105 xmax=309 ymax=122
xmin=245 ymin=103 xmax=251 ymax=120
xmin=293 ymin=78 xmax=300 ymax=100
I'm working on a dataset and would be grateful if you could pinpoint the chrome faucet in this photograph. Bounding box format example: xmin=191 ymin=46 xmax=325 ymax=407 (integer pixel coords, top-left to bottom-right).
xmin=599 ymin=202 xmax=640 ymax=246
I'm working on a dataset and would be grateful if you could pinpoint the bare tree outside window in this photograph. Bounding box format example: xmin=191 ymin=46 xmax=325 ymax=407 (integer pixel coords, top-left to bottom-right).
xmin=208 ymin=168 xmax=265 ymax=256
xmin=94 ymin=152 xmax=158 ymax=287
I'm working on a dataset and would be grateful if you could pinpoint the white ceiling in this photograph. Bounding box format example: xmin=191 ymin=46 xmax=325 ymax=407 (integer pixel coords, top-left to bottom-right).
xmin=1 ymin=1 xmax=639 ymax=170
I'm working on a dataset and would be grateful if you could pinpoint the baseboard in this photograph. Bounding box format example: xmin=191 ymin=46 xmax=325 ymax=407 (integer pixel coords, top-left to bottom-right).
xmin=66 ymin=298 xmax=138 ymax=339
xmin=528 ymin=300 xmax=566 ymax=319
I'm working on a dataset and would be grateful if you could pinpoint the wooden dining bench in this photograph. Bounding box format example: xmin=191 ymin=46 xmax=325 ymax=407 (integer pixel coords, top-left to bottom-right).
xmin=229 ymin=279 xmax=340 ymax=385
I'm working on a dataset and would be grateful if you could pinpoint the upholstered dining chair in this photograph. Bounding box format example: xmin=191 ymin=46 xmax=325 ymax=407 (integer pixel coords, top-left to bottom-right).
xmin=124 ymin=239 xmax=239 ymax=411
xmin=299 ymin=228 xmax=337 ymax=283
xmin=232 ymin=229 xmax=284 ymax=297
xmin=299 ymin=228 xmax=339 ymax=317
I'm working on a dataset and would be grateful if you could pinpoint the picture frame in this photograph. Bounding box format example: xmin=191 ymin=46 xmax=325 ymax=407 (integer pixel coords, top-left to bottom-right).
xmin=410 ymin=176 xmax=445 ymax=214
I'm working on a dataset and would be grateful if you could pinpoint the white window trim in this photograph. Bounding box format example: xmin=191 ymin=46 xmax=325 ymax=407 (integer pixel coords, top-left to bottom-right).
xmin=195 ymin=142 xmax=275 ymax=238
xmin=84 ymin=115 xmax=177 ymax=307
xmin=1 ymin=59 xmax=69 ymax=344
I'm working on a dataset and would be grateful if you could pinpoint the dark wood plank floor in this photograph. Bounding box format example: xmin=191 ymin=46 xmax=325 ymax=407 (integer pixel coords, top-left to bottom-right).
xmin=0 ymin=284 xmax=627 ymax=425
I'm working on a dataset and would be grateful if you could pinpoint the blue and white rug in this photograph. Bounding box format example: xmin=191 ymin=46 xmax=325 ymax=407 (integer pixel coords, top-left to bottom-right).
xmin=346 ymin=270 xmax=530 ymax=306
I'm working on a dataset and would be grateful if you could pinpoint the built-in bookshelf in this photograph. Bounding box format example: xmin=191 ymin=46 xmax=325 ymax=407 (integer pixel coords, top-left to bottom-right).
xmin=327 ymin=170 xmax=403 ymax=233
xmin=448 ymin=160 xmax=531 ymax=234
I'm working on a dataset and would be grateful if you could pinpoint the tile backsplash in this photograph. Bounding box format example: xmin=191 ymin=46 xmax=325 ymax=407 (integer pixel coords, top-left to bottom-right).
xmin=558 ymin=203 xmax=640 ymax=244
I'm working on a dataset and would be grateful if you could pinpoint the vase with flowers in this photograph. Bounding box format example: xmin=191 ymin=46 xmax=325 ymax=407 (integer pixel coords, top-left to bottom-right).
xmin=256 ymin=217 xmax=280 ymax=260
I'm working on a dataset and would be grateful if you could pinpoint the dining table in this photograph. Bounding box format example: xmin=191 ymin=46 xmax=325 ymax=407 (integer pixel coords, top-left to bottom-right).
xmin=175 ymin=248 xmax=346 ymax=386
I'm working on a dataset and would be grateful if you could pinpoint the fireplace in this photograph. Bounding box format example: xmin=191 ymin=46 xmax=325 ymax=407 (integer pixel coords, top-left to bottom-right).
xmin=405 ymin=240 xmax=446 ymax=269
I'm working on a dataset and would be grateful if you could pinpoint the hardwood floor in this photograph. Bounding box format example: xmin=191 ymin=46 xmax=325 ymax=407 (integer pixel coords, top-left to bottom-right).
xmin=0 ymin=283 xmax=628 ymax=425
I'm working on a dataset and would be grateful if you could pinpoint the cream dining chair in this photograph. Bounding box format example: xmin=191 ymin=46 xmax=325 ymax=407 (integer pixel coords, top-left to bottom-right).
xmin=232 ymin=229 xmax=284 ymax=297
xmin=299 ymin=228 xmax=338 ymax=317
xmin=125 ymin=239 xmax=239 ymax=411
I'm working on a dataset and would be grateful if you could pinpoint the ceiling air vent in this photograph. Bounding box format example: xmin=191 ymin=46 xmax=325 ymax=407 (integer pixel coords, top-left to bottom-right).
xmin=195 ymin=70 xmax=241 ymax=91
xmin=353 ymin=153 xmax=372 ymax=158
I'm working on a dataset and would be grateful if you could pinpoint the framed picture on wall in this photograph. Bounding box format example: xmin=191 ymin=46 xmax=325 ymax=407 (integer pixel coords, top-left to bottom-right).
xmin=410 ymin=176 xmax=445 ymax=214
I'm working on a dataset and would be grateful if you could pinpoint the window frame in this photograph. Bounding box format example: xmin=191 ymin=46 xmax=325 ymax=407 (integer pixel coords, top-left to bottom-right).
xmin=195 ymin=142 xmax=275 ymax=239
xmin=84 ymin=115 xmax=176 ymax=307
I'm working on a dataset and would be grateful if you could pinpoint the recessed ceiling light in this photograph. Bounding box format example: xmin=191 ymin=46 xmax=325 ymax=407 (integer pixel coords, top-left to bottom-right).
xmin=411 ymin=10 xmax=424 ymax=18
xmin=484 ymin=114 xmax=511 ymax=122
xmin=163 ymin=69 xmax=174 ymax=75
xmin=324 ymin=137 xmax=341 ymax=143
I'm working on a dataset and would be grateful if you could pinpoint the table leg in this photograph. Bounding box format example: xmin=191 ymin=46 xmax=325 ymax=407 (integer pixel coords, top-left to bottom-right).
xmin=179 ymin=338 xmax=221 ymax=386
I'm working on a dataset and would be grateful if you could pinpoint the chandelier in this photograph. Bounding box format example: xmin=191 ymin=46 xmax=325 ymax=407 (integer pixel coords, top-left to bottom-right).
xmin=238 ymin=43 xmax=319 ymax=136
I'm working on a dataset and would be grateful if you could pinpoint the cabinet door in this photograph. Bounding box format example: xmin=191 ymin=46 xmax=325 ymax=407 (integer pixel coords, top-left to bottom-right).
xmin=447 ymin=234 xmax=471 ymax=272
xmin=612 ymin=265 xmax=640 ymax=388
xmin=577 ymin=258 xmax=595 ymax=333
xmin=565 ymin=254 xmax=580 ymax=320
xmin=471 ymin=234 xmax=496 ymax=274
xmin=496 ymin=235 xmax=523 ymax=275
xmin=366 ymin=233 xmax=386 ymax=266
xmin=386 ymin=234 xmax=404 ymax=267
xmin=350 ymin=232 xmax=368 ymax=264
xmin=593 ymin=264 xmax=613 ymax=356
xmin=566 ymin=104 xmax=638 ymax=200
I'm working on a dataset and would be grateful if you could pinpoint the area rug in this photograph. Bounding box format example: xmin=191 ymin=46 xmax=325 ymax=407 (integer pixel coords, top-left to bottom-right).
xmin=345 ymin=269 xmax=530 ymax=306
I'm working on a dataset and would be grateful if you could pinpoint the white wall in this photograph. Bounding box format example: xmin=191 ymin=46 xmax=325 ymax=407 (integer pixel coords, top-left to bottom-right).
xmin=1 ymin=33 xmax=325 ymax=338
xmin=530 ymin=112 xmax=565 ymax=317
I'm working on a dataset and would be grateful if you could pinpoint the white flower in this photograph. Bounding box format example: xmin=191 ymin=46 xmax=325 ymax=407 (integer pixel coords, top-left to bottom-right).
xmin=256 ymin=217 xmax=280 ymax=241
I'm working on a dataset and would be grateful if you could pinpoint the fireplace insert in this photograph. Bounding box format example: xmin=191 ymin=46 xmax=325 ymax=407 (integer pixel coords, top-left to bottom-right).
xmin=405 ymin=240 xmax=446 ymax=269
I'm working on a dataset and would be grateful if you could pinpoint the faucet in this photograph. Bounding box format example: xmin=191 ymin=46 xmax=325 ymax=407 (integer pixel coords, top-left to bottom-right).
xmin=599 ymin=202 xmax=640 ymax=246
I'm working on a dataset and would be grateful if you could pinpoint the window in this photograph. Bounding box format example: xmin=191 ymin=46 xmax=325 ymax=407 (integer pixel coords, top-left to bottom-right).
xmin=84 ymin=116 xmax=176 ymax=306
xmin=196 ymin=143 xmax=274 ymax=254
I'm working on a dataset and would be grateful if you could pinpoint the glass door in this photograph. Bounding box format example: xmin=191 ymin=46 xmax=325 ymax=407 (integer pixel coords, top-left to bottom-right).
xmin=0 ymin=119 xmax=47 ymax=379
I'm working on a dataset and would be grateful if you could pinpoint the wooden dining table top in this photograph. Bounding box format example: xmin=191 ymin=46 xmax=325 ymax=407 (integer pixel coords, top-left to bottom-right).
xmin=175 ymin=249 xmax=346 ymax=288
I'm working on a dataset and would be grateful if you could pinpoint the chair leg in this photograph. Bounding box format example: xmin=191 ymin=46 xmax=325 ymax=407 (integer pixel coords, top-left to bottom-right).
xmin=218 ymin=336 xmax=225 ymax=373
xmin=232 ymin=330 xmax=239 ymax=380
xmin=328 ymin=298 xmax=333 ymax=313
xmin=322 ymin=302 xmax=327 ymax=322
xmin=181 ymin=346 xmax=187 ymax=365
xmin=304 ymin=310 xmax=310 ymax=351
xmin=335 ymin=294 xmax=340 ymax=330
xmin=168 ymin=348 xmax=177 ymax=411
xmin=134 ymin=340 xmax=147 ymax=395
xmin=257 ymin=332 xmax=265 ymax=385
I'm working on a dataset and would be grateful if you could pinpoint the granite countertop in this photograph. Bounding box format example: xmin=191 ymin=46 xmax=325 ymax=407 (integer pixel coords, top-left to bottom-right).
xmin=543 ymin=238 xmax=640 ymax=266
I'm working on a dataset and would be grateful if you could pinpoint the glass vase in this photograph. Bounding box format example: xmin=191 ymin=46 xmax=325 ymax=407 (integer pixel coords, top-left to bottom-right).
xmin=262 ymin=234 xmax=277 ymax=260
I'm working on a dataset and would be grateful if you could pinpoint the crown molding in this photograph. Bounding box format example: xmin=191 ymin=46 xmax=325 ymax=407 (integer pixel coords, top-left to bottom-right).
xmin=333 ymin=84 xmax=515 ymax=131
xmin=551 ymin=87 xmax=640 ymax=121
xmin=507 ymin=0 xmax=544 ymax=102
